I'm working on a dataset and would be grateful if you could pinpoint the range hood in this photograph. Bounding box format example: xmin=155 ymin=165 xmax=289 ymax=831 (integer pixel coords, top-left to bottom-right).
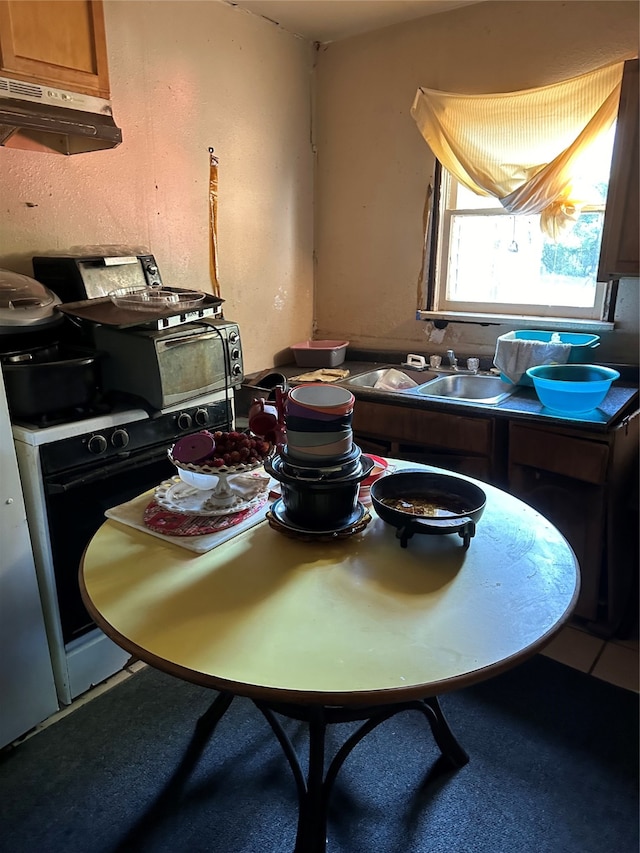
xmin=0 ymin=76 xmax=122 ymax=155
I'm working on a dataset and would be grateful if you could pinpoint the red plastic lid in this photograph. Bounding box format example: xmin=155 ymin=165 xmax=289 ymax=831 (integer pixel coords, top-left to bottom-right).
xmin=171 ymin=431 xmax=216 ymax=464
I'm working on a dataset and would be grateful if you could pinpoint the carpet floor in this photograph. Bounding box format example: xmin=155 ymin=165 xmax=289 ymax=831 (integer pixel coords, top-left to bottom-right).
xmin=0 ymin=655 xmax=637 ymax=853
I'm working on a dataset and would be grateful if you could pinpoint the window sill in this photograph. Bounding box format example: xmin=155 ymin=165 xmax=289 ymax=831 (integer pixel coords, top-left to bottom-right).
xmin=416 ymin=310 xmax=615 ymax=332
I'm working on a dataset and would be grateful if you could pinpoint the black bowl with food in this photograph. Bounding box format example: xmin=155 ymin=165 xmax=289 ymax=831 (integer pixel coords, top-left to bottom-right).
xmin=370 ymin=470 xmax=486 ymax=549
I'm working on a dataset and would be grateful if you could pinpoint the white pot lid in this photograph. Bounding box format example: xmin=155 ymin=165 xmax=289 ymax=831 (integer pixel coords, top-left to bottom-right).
xmin=0 ymin=269 xmax=61 ymax=327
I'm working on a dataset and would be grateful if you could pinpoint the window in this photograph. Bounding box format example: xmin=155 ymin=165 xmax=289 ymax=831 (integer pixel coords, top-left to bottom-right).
xmin=410 ymin=60 xmax=625 ymax=328
xmin=431 ymin=124 xmax=615 ymax=322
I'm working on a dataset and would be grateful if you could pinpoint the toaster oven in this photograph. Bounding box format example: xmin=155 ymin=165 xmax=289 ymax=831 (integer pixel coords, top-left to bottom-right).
xmin=32 ymin=252 xmax=238 ymax=410
xmin=93 ymin=320 xmax=243 ymax=410
xmin=33 ymin=253 xmax=164 ymax=302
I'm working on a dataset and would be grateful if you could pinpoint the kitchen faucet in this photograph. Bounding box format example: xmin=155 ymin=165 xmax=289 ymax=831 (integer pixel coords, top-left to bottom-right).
xmin=444 ymin=349 xmax=480 ymax=374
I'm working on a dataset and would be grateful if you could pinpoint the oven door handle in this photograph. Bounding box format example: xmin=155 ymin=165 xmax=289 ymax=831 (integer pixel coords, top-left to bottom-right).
xmin=161 ymin=330 xmax=223 ymax=349
xmin=46 ymin=448 xmax=170 ymax=493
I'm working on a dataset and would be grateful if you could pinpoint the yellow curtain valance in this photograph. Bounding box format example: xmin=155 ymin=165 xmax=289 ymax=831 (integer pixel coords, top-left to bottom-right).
xmin=410 ymin=62 xmax=625 ymax=238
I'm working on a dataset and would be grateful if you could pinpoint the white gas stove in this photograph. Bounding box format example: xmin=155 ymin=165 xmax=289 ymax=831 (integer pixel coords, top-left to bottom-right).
xmin=13 ymin=389 xmax=234 ymax=705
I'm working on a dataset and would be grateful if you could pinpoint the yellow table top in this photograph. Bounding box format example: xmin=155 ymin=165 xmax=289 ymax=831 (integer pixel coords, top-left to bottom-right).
xmin=80 ymin=461 xmax=579 ymax=706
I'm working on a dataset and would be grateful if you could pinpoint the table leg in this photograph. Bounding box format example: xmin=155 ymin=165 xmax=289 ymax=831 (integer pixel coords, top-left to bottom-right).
xmin=295 ymin=707 xmax=329 ymax=853
xmin=256 ymin=697 xmax=468 ymax=853
xmin=194 ymin=691 xmax=235 ymax=746
xmin=257 ymin=704 xmax=330 ymax=853
xmin=422 ymin=696 xmax=469 ymax=768
xmin=170 ymin=691 xmax=235 ymax=786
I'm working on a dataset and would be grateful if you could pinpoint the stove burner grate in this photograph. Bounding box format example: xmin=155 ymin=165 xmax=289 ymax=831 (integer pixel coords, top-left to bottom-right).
xmin=12 ymin=401 xmax=114 ymax=429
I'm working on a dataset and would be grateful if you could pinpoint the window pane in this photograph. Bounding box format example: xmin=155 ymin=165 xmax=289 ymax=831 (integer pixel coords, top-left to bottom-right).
xmin=447 ymin=212 xmax=604 ymax=308
xmin=435 ymin=123 xmax=615 ymax=319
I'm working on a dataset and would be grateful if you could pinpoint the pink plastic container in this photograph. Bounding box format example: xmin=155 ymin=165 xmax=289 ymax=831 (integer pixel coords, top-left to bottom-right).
xmin=290 ymin=340 xmax=349 ymax=367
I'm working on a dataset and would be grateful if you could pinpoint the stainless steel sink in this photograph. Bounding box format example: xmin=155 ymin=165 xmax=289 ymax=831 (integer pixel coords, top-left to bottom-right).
xmin=344 ymin=367 xmax=438 ymax=390
xmin=415 ymin=373 xmax=518 ymax=404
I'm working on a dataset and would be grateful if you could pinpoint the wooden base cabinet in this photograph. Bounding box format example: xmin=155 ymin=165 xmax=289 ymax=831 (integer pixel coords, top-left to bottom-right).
xmin=352 ymin=400 xmax=502 ymax=484
xmin=508 ymin=415 xmax=639 ymax=633
xmin=352 ymin=395 xmax=638 ymax=635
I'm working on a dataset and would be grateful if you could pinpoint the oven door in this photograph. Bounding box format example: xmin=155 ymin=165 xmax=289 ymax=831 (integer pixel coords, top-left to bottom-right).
xmin=43 ymin=445 xmax=176 ymax=644
xmin=157 ymin=329 xmax=232 ymax=406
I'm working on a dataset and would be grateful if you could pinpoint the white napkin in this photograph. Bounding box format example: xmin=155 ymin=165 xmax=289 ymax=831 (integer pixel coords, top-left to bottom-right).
xmin=494 ymin=338 xmax=572 ymax=385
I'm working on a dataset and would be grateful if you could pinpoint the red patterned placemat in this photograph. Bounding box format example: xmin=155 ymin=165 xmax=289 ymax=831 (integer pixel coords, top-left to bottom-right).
xmin=143 ymin=494 xmax=269 ymax=537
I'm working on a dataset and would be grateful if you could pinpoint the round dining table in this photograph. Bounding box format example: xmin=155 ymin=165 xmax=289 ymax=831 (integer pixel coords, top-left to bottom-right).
xmin=80 ymin=459 xmax=579 ymax=852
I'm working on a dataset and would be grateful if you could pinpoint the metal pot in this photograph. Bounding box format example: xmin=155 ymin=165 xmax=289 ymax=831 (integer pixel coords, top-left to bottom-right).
xmin=265 ymin=450 xmax=374 ymax=530
xmin=2 ymin=345 xmax=103 ymax=419
xmin=0 ymin=342 xmax=60 ymax=363
xmin=275 ymin=443 xmax=363 ymax=481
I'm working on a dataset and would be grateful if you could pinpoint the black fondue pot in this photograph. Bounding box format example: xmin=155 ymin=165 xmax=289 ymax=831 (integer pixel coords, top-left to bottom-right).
xmin=370 ymin=470 xmax=486 ymax=549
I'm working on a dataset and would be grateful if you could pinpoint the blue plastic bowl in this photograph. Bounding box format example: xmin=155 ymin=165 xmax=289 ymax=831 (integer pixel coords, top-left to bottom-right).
xmin=526 ymin=364 xmax=620 ymax=414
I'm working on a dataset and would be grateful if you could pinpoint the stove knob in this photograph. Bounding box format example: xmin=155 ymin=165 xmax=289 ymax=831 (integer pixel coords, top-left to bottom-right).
xmin=177 ymin=412 xmax=193 ymax=430
xmin=228 ymin=330 xmax=239 ymax=344
xmin=232 ymin=364 xmax=242 ymax=377
xmin=194 ymin=408 xmax=209 ymax=426
xmin=231 ymin=347 xmax=241 ymax=360
xmin=111 ymin=428 xmax=130 ymax=449
xmin=87 ymin=434 xmax=108 ymax=454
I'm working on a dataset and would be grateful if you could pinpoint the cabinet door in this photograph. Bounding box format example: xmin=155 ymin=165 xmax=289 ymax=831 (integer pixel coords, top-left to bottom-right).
xmin=352 ymin=401 xmax=493 ymax=454
xmin=598 ymin=58 xmax=639 ymax=280
xmin=393 ymin=446 xmax=492 ymax=482
xmin=508 ymin=423 xmax=609 ymax=621
xmin=508 ymin=463 xmax=605 ymax=621
xmin=352 ymin=400 xmax=495 ymax=480
xmin=0 ymin=0 xmax=110 ymax=98
xmin=509 ymin=424 xmax=609 ymax=484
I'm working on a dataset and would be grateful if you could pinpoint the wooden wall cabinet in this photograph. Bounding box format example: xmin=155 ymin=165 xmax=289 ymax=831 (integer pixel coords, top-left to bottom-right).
xmin=0 ymin=0 xmax=110 ymax=99
xmin=598 ymin=58 xmax=639 ymax=280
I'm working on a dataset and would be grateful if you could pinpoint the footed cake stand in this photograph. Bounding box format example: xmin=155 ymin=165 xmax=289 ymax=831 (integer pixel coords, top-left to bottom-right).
xmin=166 ymin=451 xmax=271 ymax=515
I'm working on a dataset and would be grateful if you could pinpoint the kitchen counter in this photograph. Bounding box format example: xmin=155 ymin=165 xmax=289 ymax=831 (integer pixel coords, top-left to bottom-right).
xmin=240 ymin=357 xmax=638 ymax=635
xmin=242 ymin=360 xmax=639 ymax=432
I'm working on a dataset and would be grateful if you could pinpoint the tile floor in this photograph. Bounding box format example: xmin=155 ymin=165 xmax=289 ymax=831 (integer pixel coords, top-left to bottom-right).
xmin=19 ymin=620 xmax=637 ymax=745
xmin=540 ymin=620 xmax=639 ymax=692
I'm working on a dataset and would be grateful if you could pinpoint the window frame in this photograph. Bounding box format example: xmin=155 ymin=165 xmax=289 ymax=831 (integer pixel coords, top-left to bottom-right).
xmin=417 ymin=162 xmax=616 ymax=332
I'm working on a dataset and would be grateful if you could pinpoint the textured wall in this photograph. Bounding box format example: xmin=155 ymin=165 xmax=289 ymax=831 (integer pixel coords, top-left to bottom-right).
xmin=0 ymin=1 xmax=315 ymax=374
xmin=313 ymin=1 xmax=639 ymax=364
xmin=2 ymin=1 xmax=638 ymax=373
